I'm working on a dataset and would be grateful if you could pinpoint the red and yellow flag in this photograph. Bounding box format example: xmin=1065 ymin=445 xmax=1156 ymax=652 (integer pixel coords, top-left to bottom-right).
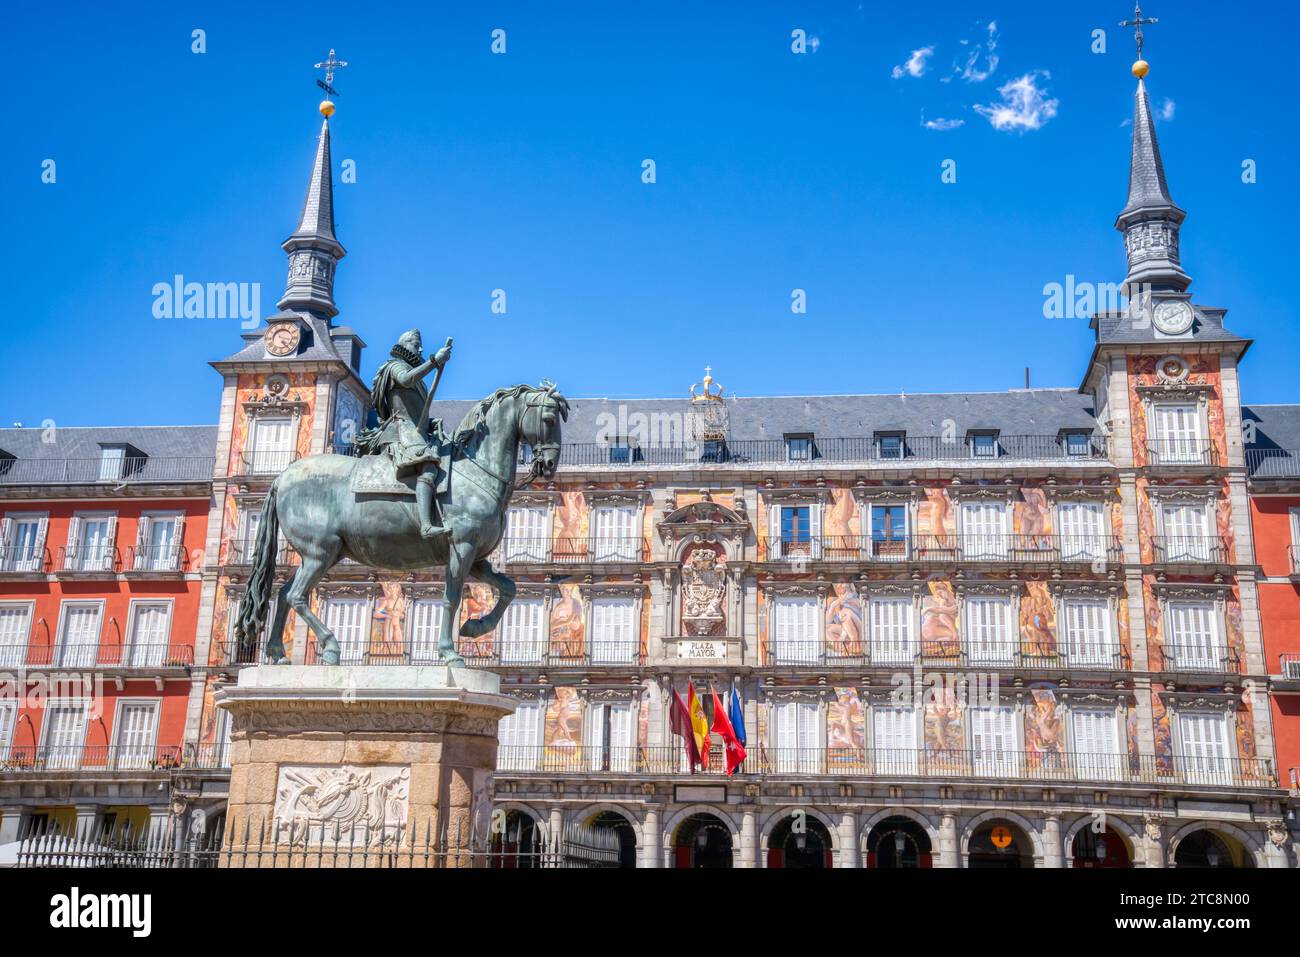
xmin=687 ymin=682 xmax=710 ymax=770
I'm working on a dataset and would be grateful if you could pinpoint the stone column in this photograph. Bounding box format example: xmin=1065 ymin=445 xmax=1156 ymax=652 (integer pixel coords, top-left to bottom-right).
xmin=640 ymin=805 xmax=661 ymax=868
xmin=1042 ymin=815 xmax=1063 ymax=868
xmin=548 ymin=805 xmax=564 ymax=845
xmin=216 ymin=664 xmax=514 ymax=867
xmin=938 ymin=813 xmax=960 ymax=868
xmin=837 ymin=810 xmax=859 ymax=868
xmin=739 ymin=809 xmax=758 ymax=869
xmin=1141 ymin=816 xmax=1166 ymax=868
xmin=73 ymin=804 xmax=100 ymax=839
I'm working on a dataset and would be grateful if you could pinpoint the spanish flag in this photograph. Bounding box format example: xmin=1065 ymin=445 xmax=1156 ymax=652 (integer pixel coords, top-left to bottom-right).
xmin=669 ymin=687 xmax=702 ymax=771
xmin=687 ymin=682 xmax=710 ymax=770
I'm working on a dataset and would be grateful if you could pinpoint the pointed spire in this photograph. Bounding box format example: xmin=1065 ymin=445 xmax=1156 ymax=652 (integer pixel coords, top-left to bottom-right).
xmin=278 ymin=117 xmax=347 ymax=318
xmin=1121 ymin=79 xmax=1176 ymax=214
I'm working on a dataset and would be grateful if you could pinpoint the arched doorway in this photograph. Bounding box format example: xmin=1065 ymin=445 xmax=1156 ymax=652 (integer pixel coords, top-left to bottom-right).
xmin=866 ymin=815 xmax=933 ymax=868
xmin=1174 ymin=829 xmax=1253 ymax=869
xmin=590 ymin=811 xmax=638 ymax=869
xmin=767 ymin=814 xmax=834 ymax=868
xmin=968 ymin=820 xmax=1034 ymax=868
xmin=1071 ymin=828 xmax=1132 ymax=868
xmin=490 ymin=810 xmax=542 ymax=868
xmin=674 ymin=813 xmax=733 ymax=869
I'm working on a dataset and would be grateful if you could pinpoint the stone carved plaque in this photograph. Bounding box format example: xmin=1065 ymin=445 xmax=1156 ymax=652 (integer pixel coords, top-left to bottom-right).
xmin=274 ymin=765 xmax=410 ymax=844
xmin=681 ymin=546 xmax=726 ymax=636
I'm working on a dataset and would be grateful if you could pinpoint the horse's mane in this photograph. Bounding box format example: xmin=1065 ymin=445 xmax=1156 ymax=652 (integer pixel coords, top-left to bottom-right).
xmin=453 ymin=384 xmax=570 ymax=444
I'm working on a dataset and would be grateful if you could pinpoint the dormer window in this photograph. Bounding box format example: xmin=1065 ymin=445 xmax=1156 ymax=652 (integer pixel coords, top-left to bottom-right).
xmin=607 ymin=439 xmax=641 ymax=464
xmin=969 ymin=432 xmax=999 ymax=459
xmin=785 ymin=434 xmax=815 ymax=462
xmin=98 ymin=445 xmax=128 ymax=481
xmin=875 ymin=432 xmax=905 ymax=461
xmin=1063 ymin=431 xmax=1093 ymax=457
xmin=700 ymin=439 xmax=728 ymax=463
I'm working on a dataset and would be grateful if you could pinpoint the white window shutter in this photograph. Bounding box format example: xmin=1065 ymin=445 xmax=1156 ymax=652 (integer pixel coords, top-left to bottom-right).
xmin=768 ymin=503 xmax=782 ymax=560
xmin=809 ymin=503 xmax=822 ymax=558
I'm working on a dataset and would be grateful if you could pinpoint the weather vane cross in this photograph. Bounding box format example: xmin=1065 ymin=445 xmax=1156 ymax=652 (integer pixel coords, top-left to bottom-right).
xmin=1120 ymin=2 xmax=1158 ymax=60
xmin=314 ymin=48 xmax=348 ymax=97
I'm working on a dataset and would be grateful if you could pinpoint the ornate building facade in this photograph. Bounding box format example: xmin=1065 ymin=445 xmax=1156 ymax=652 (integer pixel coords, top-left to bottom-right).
xmin=2 ymin=57 xmax=1299 ymax=868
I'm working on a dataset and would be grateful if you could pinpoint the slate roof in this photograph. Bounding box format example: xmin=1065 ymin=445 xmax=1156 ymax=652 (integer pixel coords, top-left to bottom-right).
xmin=0 ymin=425 xmax=216 ymax=485
xmin=1121 ymin=79 xmax=1179 ymax=217
xmin=1242 ymin=404 xmax=1300 ymax=478
xmin=1091 ymin=307 xmax=1251 ymax=349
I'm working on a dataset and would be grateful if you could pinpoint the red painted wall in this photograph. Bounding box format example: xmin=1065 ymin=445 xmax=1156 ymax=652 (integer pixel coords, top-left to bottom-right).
xmin=1248 ymin=496 xmax=1300 ymax=786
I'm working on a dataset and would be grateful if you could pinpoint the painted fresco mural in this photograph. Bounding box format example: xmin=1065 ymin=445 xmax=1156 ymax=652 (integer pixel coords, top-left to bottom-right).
xmin=923 ymin=688 xmax=963 ymax=758
xmin=824 ymin=584 xmax=863 ymax=657
xmin=1020 ymin=580 xmax=1056 ymax=656
xmin=226 ymin=371 xmax=317 ymax=472
xmin=1127 ymin=354 xmax=1228 ymax=468
xmin=543 ymin=686 xmax=581 ymax=762
xmin=920 ymin=579 xmax=959 ymax=657
xmin=827 ymin=687 xmax=865 ymax=770
xmin=1025 ymin=685 xmax=1065 ymax=769
xmin=550 ymin=584 xmax=584 ymax=657
xmin=1151 ymin=686 xmax=1174 ymax=772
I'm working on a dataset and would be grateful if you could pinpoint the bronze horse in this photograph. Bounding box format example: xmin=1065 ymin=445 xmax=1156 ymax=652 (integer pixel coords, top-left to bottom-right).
xmin=235 ymin=383 xmax=568 ymax=665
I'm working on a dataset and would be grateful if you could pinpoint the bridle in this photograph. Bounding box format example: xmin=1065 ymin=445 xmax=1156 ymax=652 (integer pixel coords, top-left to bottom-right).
xmin=459 ymin=387 xmax=562 ymax=495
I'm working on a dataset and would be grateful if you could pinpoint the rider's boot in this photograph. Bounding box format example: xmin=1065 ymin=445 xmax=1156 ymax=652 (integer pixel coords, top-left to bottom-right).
xmin=416 ymin=473 xmax=452 ymax=542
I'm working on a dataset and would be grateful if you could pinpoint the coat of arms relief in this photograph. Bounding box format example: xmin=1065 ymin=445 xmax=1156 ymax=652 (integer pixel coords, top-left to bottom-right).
xmin=681 ymin=546 xmax=726 ymax=636
xmin=274 ymin=765 xmax=410 ymax=844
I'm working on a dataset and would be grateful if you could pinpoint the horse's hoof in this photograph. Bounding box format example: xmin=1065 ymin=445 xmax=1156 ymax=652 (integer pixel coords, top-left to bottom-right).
xmin=276 ymin=656 xmax=292 ymax=665
xmin=443 ymin=655 xmax=466 ymax=669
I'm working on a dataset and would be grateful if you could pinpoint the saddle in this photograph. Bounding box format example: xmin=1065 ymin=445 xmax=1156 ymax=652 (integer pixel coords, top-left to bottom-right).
xmin=349 ymin=432 xmax=455 ymax=499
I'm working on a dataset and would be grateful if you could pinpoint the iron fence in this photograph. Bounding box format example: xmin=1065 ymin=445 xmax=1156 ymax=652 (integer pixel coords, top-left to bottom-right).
xmin=0 ymin=456 xmax=213 ymax=486
xmin=768 ymin=534 xmax=1123 ymax=564
xmin=1247 ymin=448 xmax=1300 ymax=478
xmin=19 ymin=643 xmax=193 ymax=669
xmin=763 ymin=640 xmax=1128 ymax=670
xmin=1150 ymin=536 xmax=1229 ymax=564
xmin=0 ymin=744 xmax=182 ymax=773
xmin=496 ymin=537 xmax=647 ymax=564
xmin=1158 ymin=642 xmax=1242 ymax=674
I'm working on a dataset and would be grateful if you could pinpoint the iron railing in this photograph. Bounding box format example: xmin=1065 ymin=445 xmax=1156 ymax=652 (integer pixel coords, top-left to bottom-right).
xmin=495 ymin=745 xmax=1276 ymax=787
xmin=0 ymin=744 xmax=182 ymax=773
xmin=1247 ymin=448 xmax=1300 ymax=478
xmin=210 ymin=638 xmax=269 ymax=666
xmin=56 ymin=545 xmax=118 ymax=573
xmin=0 ymin=456 xmax=213 ymax=486
xmin=232 ymin=450 xmax=299 ymax=476
xmin=18 ymin=643 xmax=193 ymax=669
xmin=1280 ymin=654 xmax=1300 ymax=679
xmin=1150 ymin=536 xmax=1229 ymax=564
xmin=300 ymin=639 xmax=643 ymax=668
xmin=1146 ymin=441 xmax=1218 ymax=467
xmin=126 ymin=543 xmax=188 ymax=572
xmin=763 ymin=641 xmax=1128 ymax=670
xmin=224 ymin=539 xmax=298 ymax=566
xmin=0 ymin=545 xmax=47 ymax=574
xmin=496 ymin=537 xmax=647 ymax=564
xmin=1158 ymin=642 xmax=1242 ymax=674
xmin=183 ymin=742 xmax=233 ymax=770
xmin=768 ymin=534 xmax=1123 ymax=564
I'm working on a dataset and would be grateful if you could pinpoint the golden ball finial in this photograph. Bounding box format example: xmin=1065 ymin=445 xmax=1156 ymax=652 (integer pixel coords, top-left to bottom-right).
xmin=319 ymin=98 xmax=336 ymax=118
xmin=1131 ymin=59 xmax=1149 ymax=79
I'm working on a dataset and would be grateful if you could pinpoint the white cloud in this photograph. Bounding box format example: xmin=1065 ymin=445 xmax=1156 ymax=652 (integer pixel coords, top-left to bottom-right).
xmin=922 ymin=115 xmax=965 ymax=131
xmin=891 ymin=46 xmax=934 ymax=79
xmin=1159 ymin=98 xmax=1175 ymax=121
xmin=955 ymin=20 xmax=999 ymax=83
xmin=974 ymin=71 xmax=1059 ymax=132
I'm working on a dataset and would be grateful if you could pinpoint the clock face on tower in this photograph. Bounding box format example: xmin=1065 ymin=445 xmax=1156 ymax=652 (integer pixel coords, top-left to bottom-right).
xmin=264 ymin=321 xmax=301 ymax=357
xmin=1152 ymin=300 xmax=1194 ymax=336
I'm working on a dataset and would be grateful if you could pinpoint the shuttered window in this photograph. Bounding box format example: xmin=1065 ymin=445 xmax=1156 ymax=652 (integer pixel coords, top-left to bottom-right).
xmin=1063 ymin=598 xmax=1112 ymax=667
xmin=5 ymin=516 xmax=46 ymax=572
xmin=585 ymin=701 xmax=633 ymax=772
xmin=592 ymin=506 xmax=638 ymax=562
xmin=590 ymin=597 xmax=635 ymax=664
xmin=251 ymin=417 xmax=295 ymax=473
xmin=1058 ymin=502 xmax=1105 ymax=561
xmin=498 ymin=700 xmax=542 ymax=771
xmin=1179 ymin=712 xmax=1232 ymax=785
xmin=965 ymin=596 xmax=1013 ymax=664
xmin=771 ymin=596 xmax=820 ymax=665
xmin=0 ymin=604 xmax=31 ymax=669
xmin=43 ymin=702 xmax=88 ymax=770
xmin=114 ymin=702 xmax=159 ymax=770
xmin=1070 ymin=707 xmax=1121 ymax=780
xmin=1153 ymin=403 xmax=1201 ymax=463
xmin=774 ymin=700 xmax=819 ymax=773
xmin=869 ymin=597 xmax=914 ymax=665
xmin=961 ymin=501 xmax=1007 ymax=559
xmin=57 ymin=602 xmax=102 ymax=668
xmin=872 ymin=706 xmax=918 ymax=773
xmin=324 ymin=597 xmax=370 ymax=664
xmin=500 ymin=598 xmax=545 ymax=664
xmin=1166 ymin=601 xmax=1221 ymax=670
xmin=409 ymin=598 xmax=444 ymax=663
xmin=128 ymin=602 xmax=171 ymax=667
xmin=970 ymin=706 xmax=1020 ymax=776
xmin=1161 ymin=503 xmax=1210 ymax=561
xmin=0 ymin=702 xmax=15 ymax=763
xmin=504 ymin=506 xmax=549 ymax=562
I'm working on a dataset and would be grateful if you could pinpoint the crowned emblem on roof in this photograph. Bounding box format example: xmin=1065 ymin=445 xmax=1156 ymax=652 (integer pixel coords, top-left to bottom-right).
xmin=687 ymin=365 xmax=729 ymax=443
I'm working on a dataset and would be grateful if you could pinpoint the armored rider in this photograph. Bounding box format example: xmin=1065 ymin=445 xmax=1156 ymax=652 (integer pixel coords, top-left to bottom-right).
xmin=362 ymin=329 xmax=453 ymax=542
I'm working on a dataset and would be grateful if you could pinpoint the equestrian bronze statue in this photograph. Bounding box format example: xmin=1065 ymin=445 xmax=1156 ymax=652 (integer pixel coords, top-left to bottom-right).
xmin=233 ymin=333 xmax=568 ymax=666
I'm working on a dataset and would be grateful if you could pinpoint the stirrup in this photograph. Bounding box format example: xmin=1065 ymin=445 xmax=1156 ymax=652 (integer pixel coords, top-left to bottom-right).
xmin=421 ymin=524 xmax=452 ymax=542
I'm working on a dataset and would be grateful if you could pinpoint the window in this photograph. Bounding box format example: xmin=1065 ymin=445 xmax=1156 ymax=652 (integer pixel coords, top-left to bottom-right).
xmin=1058 ymin=501 xmax=1106 ymax=562
xmin=503 ymin=506 xmax=549 ymax=562
xmin=1160 ymin=502 xmax=1211 ymax=561
xmin=213 ymin=709 xmax=234 ymax=768
xmin=67 ymin=513 xmax=116 ymax=571
xmin=0 ymin=603 xmax=32 ymax=669
xmin=607 ymin=440 xmax=641 ymax=464
xmin=98 ymin=446 xmax=127 ymax=482
xmin=56 ymin=601 xmax=102 ymax=667
xmin=0 ymin=700 xmax=15 ymax=763
xmin=592 ymin=505 xmax=639 ymax=562
xmin=238 ymin=507 xmax=262 ymax=562
xmin=772 ymin=503 xmax=820 ymax=559
xmin=499 ymin=598 xmax=544 ymax=664
xmin=42 ymin=701 xmax=88 ymax=770
xmin=2 ymin=514 xmax=47 ymax=572
xmin=590 ymin=597 xmax=636 ymax=664
xmin=700 ymin=439 xmax=727 ymax=463
xmin=868 ymin=596 xmax=914 ymax=665
xmin=969 ymin=433 xmax=998 ymax=458
xmin=250 ymin=417 xmax=295 ymax=473
xmin=771 ymin=596 xmax=820 ymax=665
xmin=964 ymin=596 xmax=1013 ymax=664
xmin=961 ymin=501 xmax=1007 ymax=559
xmin=408 ymin=598 xmax=444 ymax=663
xmin=1062 ymin=598 xmax=1113 ymax=667
xmin=136 ymin=513 xmax=183 ymax=571
xmin=969 ymin=706 xmax=1020 ymax=776
xmin=324 ymin=597 xmax=370 ymax=664
xmin=126 ymin=601 xmax=171 ymax=667
xmin=873 ymin=706 xmax=918 ymax=773
xmin=774 ymin=700 xmax=819 ymax=773
xmin=1166 ymin=601 xmax=1222 ymax=671
xmin=1152 ymin=403 xmax=1202 ymax=463
xmin=113 ymin=701 xmax=159 ymax=770
xmin=875 ymin=433 xmax=905 ymax=461
xmin=1063 ymin=431 xmax=1093 ymax=457
xmin=1178 ymin=712 xmax=1232 ymax=784
xmin=785 ymin=435 xmax=815 ymax=462
xmin=1070 ymin=708 xmax=1122 ymax=780
xmin=870 ymin=504 xmax=908 ymax=560
xmin=585 ymin=700 xmax=633 ymax=772
xmin=498 ymin=699 xmax=542 ymax=770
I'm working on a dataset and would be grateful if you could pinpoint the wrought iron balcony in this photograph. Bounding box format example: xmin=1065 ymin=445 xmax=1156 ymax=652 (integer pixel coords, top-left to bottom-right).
xmin=1145 ymin=440 xmax=1218 ymax=468
xmin=232 ymin=449 xmax=299 ymax=477
xmin=494 ymin=745 xmax=1275 ymax=788
xmin=0 ymin=545 xmax=47 ymax=575
xmin=126 ymin=542 xmax=189 ymax=573
xmin=182 ymin=742 xmax=232 ymax=770
xmin=1158 ymin=642 xmax=1242 ymax=675
xmin=298 ymin=639 xmax=644 ymax=668
xmin=1280 ymin=654 xmax=1300 ymax=679
xmin=211 ymin=637 xmax=269 ymax=667
xmin=224 ymin=538 xmax=297 ymax=566
xmin=0 ymin=456 xmax=213 ymax=486
xmin=764 ymin=640 xmax=1128 ymax=671
xmin=1150 ymin=536 xmax=1228 ymax=564
xmin=495 ymin=537 xmax=647 ymax=564
xmin=56 ymin=544 xmax=118 ymax=574
xmin=17 ymin=643 xmax=193 ymax=670
xmin=768 ymin=534 xmax=1123 ymax=565
xmin=1247 ymin=448 xmax=1300 ymax=479
xmin=0 ymin=744 xmax=182 ymax=773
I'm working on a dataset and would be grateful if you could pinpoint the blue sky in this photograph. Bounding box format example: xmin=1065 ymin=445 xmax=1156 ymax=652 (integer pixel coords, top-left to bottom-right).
xmin=3 ymin=1 xmax=1296 ymax=427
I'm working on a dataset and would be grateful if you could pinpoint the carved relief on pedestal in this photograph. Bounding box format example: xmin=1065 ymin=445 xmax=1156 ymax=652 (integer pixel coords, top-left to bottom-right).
xmin=681 ymin=544 xmax=726 ymax=636
xmin=273 ymin=764 xmax=410 ymax=844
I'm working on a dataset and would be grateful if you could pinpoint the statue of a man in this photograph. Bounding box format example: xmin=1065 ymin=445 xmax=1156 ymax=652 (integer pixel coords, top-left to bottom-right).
xmin=362 ymin=329 xmax=453 ymax=542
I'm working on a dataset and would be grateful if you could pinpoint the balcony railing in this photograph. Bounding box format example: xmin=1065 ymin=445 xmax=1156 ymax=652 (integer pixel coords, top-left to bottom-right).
xmin=182 ymin=742 xmax=232 ymax=770
xmin=233 ymin=449 xmax=299 ymax=476
xmin=769 ymin=534 xmax=1123 ymax=564
xmin=0 ymin=745 xmax=182 ymax=773
xmin=764 ymin=640 xmax=1128 ymax=670
xmin=1150 ymin=536 xmax=1228 ymax=564
xmin=224 ymin=539 xmax=297 ymax=566
xmin=1146 ymin=440 xmax=1217 ymax=467
xmin=1159 ymin=642 xmax=1242 ymax=674
xmin=56 ymin=545 xmax=118 ymax=573
xmin=496 ymin=537 xmax=647 ymax=564
xmin=0 ymin=456 xmax=213 ymax=486
xmin=1280 ymin=654 xmax=1300 ymax=679
xmin=211 ymin=638 xmax=269 ymax=667
xmin=498 ymin=434 xmax=1108 ymax=469
xmin=1247 ymin=448 xmax=1300 ymax=479
xmin=494 ymin=745 xmax=1275 ymax=788
xmin=126 ymin=543 xmax=188 ymax=573
xmin=16 ymin=644 xmax=194 ymax=669
xmin=300 ymin=640 xmax=643 ymax=668
xmin=0 ymin=545 xmax=47 ymax=574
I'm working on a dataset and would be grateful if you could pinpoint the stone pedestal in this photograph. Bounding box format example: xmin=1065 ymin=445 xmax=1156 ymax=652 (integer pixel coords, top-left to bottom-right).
xmin=215 ymin=665 xmax=514 ymax=867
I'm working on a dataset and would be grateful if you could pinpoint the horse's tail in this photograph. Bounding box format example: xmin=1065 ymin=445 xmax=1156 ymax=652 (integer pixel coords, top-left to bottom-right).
xmin=234 ymin=483 xmax=279 ymax=657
